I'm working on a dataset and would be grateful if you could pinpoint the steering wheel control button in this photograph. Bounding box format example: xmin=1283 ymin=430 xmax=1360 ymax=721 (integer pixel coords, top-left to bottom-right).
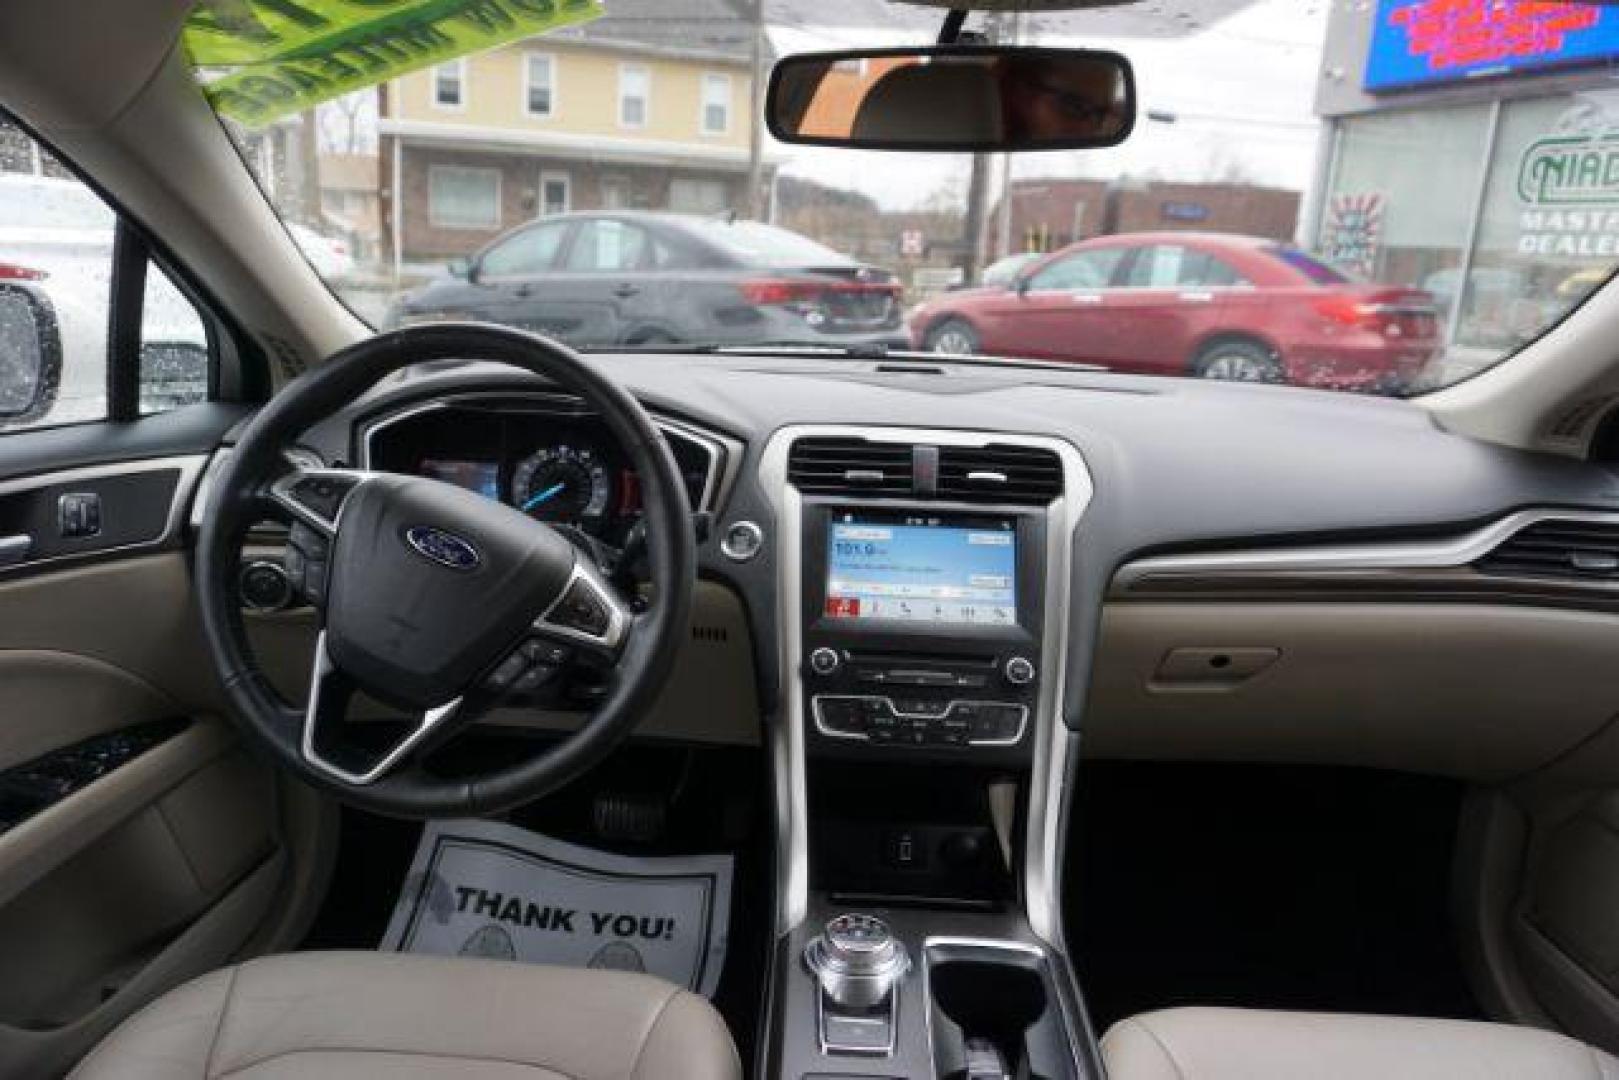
xmin=555 ymin=580 xmax=611 ymax=636
xmin=809 ymin=647 xmax=841 ymax=676
xmin=1004 ymin=655 xmax=1036 ymax=686
xmin=521 ymin=639 xmax=572 ymax=667
xmin=484 ymin=651 xmax=530 ymax=693
xmin=239 ymin=560 xmax=293 ymax=612
xmin=719 ymin=519 xmax=764 ymax=562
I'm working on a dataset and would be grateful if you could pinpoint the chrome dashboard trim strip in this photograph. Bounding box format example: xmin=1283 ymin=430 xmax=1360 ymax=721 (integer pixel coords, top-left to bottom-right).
xmin=1111 ymin=508 xmax=1619 ymax=589
xmin=0 ymin=455 xmax=206 ymax=576
xmin=354 ymin=390 xmax=739 ymax=514
xmin=756 ymin=426 xmax=1092 ymax=941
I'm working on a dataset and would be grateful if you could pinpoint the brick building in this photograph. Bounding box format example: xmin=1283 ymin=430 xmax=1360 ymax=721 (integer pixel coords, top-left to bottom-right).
xmin=994 ymin=178 xmax=1301 ymax=256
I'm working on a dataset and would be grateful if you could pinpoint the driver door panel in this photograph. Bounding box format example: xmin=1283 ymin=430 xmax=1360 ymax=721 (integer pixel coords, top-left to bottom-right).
xmin=0 ymin=412 xmax=327 ymax=1079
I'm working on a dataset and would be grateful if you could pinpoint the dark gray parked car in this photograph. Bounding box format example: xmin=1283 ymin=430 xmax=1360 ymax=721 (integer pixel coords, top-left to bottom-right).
xmin=388 ymin=213 xmax=906 ymax=350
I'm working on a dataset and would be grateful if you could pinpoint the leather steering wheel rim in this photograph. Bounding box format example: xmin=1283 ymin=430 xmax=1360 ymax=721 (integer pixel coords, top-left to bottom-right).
xmin=196 ymin=324 xmax=695 ymax=818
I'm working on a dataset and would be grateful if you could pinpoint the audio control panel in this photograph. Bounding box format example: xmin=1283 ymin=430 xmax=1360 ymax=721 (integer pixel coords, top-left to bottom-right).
xmin=800 ymin=503 xmax=1047 ymax=762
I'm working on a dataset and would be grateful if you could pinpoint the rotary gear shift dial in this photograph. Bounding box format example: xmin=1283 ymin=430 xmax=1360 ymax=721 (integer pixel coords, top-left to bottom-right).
xmin=804 ymin=913 xmax=909 ymax=1009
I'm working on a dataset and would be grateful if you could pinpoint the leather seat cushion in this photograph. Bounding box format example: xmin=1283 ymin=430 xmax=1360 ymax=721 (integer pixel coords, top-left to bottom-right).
xmin=71 ymin=951 xmax=740 ymax=1080
xmin=1102 ymin=1007 xmax=1619 ymax=1080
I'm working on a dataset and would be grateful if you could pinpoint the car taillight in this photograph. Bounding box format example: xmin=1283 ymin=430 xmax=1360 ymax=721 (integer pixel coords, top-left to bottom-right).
xmin=738 ymin=279 xmax=900 ymax=306
xmin=1315 ymin=296 xmax=1432 ymax=337
xmin=0 ymin=262 xmax=47 ymax=282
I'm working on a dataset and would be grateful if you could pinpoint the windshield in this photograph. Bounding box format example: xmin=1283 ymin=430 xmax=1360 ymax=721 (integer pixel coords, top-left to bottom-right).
xmin=192 ymin=0 xmax=1619 ymax=397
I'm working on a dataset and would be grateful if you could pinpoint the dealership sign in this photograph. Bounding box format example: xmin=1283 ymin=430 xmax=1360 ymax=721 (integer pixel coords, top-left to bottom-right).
xmin=1365 ymin=1 xmax=1619 ymax=93
xmin=1517 ymin=105 xmax=1619 ymax=258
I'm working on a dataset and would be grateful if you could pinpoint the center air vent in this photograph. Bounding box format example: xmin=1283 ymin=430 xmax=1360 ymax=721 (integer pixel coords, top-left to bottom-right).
xmin=788 ymin=437 xmax=915 ymax=496
xmin=1476 ymin=518 xmax=1619 ymax=581
xmin=938 ymin=444 xmax=1063 ymax=504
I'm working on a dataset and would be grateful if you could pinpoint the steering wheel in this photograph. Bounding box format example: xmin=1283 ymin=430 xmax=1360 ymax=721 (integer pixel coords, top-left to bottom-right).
xmin=195 ymin=324 xmax=695 ymax=818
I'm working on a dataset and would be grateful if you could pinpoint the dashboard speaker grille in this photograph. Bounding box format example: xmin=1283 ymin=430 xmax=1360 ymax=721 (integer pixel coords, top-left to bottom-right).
xmin=787 ymin=437 xmax=915 ymax=496
xmin=937 ymin=444 xmax=1064 ymax=504
xmin=1476 ymin=519 xmax=1619 ymax=581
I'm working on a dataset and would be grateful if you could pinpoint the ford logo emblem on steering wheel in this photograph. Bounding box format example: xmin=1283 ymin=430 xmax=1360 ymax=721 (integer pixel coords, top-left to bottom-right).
xmin=404 ymin=525 xmax=482 ymax=571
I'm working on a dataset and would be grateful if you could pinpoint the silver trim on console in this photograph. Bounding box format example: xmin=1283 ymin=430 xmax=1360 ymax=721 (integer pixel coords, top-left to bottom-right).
xmin=755 ymin=426 xmax=1092 ymax=941
xmin=1112 ymin=507 xmax=1619 ymax=589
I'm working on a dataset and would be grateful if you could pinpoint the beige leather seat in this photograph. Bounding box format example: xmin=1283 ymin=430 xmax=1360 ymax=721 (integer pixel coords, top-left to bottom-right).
xmin=1102 ymin=1007 xmax=1619 ymax=1080
xmin=73 ymin=952 xmax=740 ymax=1079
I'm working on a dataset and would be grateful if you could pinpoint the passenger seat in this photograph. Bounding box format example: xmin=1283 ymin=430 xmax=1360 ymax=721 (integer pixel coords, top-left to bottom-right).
xmin=1101 ymin=1007 xmax=1619 ymax=1079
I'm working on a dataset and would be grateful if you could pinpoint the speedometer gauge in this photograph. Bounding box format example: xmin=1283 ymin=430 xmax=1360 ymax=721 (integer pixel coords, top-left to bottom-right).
xmin=510 ymin=445 xmax=612 ymax=527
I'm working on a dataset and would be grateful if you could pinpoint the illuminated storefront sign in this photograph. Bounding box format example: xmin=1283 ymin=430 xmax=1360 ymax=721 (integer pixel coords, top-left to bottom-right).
xmin=1365 ymin=1 xmax=1619 ymax=92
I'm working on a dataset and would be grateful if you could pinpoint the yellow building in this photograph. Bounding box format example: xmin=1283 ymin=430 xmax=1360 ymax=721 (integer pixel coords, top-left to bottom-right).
xmin=378 ymin=0 xmax=766 ymax=262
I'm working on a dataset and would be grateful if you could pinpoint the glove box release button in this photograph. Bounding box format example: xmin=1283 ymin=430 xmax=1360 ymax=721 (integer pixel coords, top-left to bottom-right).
xmin=1151 ymin=646 xmax=1280 ymax=690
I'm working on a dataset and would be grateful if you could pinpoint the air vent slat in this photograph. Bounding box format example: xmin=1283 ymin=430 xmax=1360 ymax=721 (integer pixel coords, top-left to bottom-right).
xmin=1476 ymin=518 xmax=1619 ymax=582
xmin=936 ymin=444 xmax=1063 ymax=505
xmin=788 ymin=437 xmax=916 ymax=496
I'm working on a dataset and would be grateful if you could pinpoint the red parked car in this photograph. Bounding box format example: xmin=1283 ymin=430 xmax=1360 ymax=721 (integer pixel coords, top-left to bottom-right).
xmin=909 ymin=232 xmax=1441 ymax=392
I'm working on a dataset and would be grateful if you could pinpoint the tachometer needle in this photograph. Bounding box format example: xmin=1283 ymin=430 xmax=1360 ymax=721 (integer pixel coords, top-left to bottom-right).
xmin=522 ymin=482 xmax=566 ymax=512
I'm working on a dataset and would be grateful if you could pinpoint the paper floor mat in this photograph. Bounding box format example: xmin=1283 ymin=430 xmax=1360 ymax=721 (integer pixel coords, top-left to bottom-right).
xmin=382 ymin=818 xmax=732 ymax=997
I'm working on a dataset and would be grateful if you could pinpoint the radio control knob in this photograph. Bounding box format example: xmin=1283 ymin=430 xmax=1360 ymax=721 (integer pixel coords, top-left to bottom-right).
xmin=810 ymin=647 xmax=841 ymax=676
xmin=1004 ymin=656 xmax=1036 ymax=686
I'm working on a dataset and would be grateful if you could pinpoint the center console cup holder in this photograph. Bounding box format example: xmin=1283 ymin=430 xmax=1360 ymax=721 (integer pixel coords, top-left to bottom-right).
xmin=925 ymin=941 xmax=1077 ymax=1080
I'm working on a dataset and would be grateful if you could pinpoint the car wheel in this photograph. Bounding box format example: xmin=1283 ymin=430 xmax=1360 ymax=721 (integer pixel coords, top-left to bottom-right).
xmin=925 ymin=319 xmax=980 ymax=356
xmin=1194 ymin=341 xmax=1284 ymax=383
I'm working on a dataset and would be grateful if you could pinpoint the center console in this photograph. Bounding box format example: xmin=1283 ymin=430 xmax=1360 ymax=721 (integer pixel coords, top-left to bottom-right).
xmin=757 ymin=428 xmax=1099 ymax=1080
xmin=801 ymin=506 xmax=1045 ymax=761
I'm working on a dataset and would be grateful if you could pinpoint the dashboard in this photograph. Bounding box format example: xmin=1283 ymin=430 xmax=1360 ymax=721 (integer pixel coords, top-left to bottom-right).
xmin=273 ymin=351 xmax=1619 ymax=782
xmin=361 ymin=392 xmax=723 ymax=547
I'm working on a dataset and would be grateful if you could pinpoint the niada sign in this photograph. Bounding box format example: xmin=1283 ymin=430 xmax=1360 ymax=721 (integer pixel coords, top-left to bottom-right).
xmin=1516 ymin=105 xmax=1619 ymax=259
xmin=1518 ymin=131 xmax=1619 ymax=207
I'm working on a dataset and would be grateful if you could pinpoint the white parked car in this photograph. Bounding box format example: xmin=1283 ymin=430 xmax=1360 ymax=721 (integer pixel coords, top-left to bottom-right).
xmin=0 ymin=172 xmax=206 ymax=425
xmin=287 ymin=220 xmax=356 ymax=281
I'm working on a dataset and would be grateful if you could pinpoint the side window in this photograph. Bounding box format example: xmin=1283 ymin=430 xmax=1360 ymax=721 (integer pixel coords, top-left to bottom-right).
xmin=140 ymin=263 xmax=210 ymax=414
xmin=0 ymin=129 xmax=211 ymax=431
xmin=1176 ymin=250 xmax=1248 ymax=288
xmin=1123 ymin=245 xmax=1188 ymax=288
xmin=565 ymin=220 xmax=651 ymax=272
xmin=480 ymin=221 xmax=568 ymax=277
xmin=1026 ymin=248 xmax=1125 ymax=291
xmin=1124 ymin=246 xmax=1251 ymax=289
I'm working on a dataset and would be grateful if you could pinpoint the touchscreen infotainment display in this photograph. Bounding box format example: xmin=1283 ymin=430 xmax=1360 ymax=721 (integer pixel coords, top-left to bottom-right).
xmin=825 ymin=513 xmax=1016 ymax=626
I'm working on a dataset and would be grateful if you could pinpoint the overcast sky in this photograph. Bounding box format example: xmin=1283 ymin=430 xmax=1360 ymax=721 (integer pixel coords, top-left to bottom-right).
xmin=770 ymin=0 xmax=1332 ymax=210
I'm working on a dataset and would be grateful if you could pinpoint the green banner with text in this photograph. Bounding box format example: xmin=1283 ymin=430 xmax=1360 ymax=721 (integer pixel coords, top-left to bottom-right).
xmin=186 ymin=0 xmax=603 ymax=126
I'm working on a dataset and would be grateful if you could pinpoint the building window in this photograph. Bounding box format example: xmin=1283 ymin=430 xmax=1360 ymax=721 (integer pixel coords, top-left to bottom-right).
xmin=701 ymin=73 xmax=731 ymax=135
xmin=601 ymin=176 xmax=632 ymax=209
xmin=433 ymin=59 xmax=466 ymax=109
xmin=619 ymin=64 xmax=649 ymax=129
xmin=669 ymin=177 xmax=728 ymax=214
xmin=525 ymin=53 xmax=555 ymax=118
xmin=540 ymin=171 xmax=570 ymax=216
xmin=429 ymin=165 xmax=500 ymax=229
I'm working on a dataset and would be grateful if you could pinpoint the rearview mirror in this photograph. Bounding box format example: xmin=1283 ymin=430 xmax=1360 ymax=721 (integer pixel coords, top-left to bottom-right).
xmin=0 ymin=283 xmax=61 ymax=424
xmin=767 ymin=46 xmax=1135 ymax=152
xmin=447 ymin=256 xmax=475 ymax=281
